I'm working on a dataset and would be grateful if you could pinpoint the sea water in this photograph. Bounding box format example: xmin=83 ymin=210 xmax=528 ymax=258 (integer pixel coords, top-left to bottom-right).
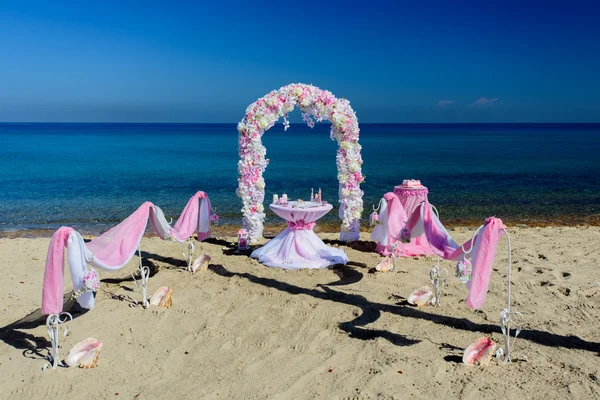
xmin=1 ymin=122 xmax=599 ymax=232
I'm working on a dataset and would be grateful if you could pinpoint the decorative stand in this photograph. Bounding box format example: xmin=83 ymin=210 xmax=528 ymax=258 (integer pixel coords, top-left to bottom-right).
xmin=132 ymin=246 xmax=150 ymax=308
xmin=389 ymin=242 xmax=398 ymax=273
xmin=429 ymin=263 xmax=449 ymax=307
xmin=44 ymin=312 xmax=73 ymax=370
xmin=180 ymin=238 xmax=195 ymax=272
xmin=495 ymin=228 xmax=522 ymax=365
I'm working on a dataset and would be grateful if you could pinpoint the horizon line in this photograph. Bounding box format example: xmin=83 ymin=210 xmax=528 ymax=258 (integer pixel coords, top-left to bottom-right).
xmin=1 ymin=122 xmax=599 ymax=125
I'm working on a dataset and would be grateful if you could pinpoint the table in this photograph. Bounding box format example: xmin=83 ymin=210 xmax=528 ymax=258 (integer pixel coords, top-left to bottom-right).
xmin=374 ymin=185 xmax=437 ymax=257
xmin=251 ymin=201 xmax=348 ymax=269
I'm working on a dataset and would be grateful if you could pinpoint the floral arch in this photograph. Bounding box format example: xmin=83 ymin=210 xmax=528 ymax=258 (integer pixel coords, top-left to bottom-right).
xmin=236 ymin=83 xmax=364 ymax=243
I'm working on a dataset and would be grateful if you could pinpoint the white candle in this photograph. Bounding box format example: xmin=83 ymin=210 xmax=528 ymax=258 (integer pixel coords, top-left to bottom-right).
xmin=273 ymin=194 xmax=278 ymax=204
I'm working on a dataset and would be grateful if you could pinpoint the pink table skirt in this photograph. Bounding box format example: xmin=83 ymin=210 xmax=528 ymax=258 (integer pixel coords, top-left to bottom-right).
xmin=251 ymin=202 xmax=348 ymax=269
xmin=373 ymin=185 xmax=437 ymax=257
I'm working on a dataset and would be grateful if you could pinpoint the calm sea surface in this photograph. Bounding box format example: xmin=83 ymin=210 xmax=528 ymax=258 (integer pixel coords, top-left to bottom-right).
xmin=1 ymin=123 xmax=599 ymax=232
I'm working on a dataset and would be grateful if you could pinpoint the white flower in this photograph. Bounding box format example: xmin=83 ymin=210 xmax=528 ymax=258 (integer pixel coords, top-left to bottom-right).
xmin=258 ymin=117 xmax=269 ymax=129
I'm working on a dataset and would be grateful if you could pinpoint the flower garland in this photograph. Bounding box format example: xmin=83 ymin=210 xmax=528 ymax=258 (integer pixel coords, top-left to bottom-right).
xmin=236 ymin=83 xmax=364 ymax=242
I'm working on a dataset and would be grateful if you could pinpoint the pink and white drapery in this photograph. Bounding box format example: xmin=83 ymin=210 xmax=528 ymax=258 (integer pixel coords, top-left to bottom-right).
xmin=42 ymin=191 xmax=211 ymax=315
xmin=403 ymin=201 xmax=506 ymax=310
xmin=372 ymin=188 xmax=437 ymax=256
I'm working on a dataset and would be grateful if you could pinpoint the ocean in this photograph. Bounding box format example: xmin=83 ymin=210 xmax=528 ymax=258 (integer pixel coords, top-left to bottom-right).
xmin=1 ymin=123 xmax=599 ymax=233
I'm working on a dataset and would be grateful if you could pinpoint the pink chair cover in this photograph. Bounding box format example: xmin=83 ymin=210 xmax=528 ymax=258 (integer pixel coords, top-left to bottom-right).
xmin=42 ymin=191 xmax=211 ymax=314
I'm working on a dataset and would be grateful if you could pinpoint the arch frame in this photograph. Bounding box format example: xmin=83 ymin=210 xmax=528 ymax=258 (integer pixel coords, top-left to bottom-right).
xmin=236 ymin=83 xmax=364 ymax=243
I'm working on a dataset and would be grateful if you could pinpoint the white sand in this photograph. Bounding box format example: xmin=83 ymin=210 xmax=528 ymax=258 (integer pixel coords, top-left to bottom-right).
xmin=1 ymin=227 xmax=599 ymax=399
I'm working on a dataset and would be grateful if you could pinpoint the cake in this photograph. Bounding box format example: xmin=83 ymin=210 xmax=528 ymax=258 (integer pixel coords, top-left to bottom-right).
xmin=401 ymin=179 xmax=423 ymax=188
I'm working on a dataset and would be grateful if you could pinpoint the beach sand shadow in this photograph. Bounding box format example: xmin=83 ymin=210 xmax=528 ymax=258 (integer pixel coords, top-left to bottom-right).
xmin=322 ymin=239 xmax=378 ymax=253
xmin=328 ymin=265 xmax=364 ymax=286
xmin=208 ymin=265 xmax=418 ymax=347
xmin=0 ymin=293 xmax=90 ymax=360
xmin=208 ymin=265 xmax=600 ymax=354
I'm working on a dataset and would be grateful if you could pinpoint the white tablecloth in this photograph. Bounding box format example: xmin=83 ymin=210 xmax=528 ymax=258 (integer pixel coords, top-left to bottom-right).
xmin=251 ymin=202 xmax=348 ymax=269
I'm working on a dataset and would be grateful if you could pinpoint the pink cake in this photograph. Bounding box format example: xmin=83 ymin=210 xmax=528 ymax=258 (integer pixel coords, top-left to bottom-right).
xmin=401 ymin=179 xmax=424 ymax=188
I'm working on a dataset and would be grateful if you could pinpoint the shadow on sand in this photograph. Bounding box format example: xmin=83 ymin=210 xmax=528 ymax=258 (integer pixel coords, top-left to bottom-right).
xmin=208 ymin=264 xmax=600 ymax=354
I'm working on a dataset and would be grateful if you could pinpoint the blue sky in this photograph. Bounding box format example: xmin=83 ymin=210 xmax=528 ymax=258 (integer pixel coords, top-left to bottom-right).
xmin=0 ymin=0 xmax=599 ymax=122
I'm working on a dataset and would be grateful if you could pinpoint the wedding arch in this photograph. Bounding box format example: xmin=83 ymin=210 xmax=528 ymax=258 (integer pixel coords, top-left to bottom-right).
xmin=236 ymin=83 xmax=364 ymax=243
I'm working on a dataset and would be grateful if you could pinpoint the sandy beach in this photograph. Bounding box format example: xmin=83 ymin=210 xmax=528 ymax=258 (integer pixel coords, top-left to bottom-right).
xmin=1 ymin=226 xmax=599 ymax=399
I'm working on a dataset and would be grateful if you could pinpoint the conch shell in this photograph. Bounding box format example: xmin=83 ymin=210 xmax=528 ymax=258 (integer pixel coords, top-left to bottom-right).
xmin=150 ymin=286 xmax=173 ymax=308
xmin=190 ymin=254 xmax=211 ymax=273
xmin=65 ymin=338 xmax=103 ymax=369
xmin=407 ymin=286 xmax=434 ymax=306
xmin=375 ymin=257 xmax=393 ymax=272
xmin=463 ymin=337 xmax=496 ymax=366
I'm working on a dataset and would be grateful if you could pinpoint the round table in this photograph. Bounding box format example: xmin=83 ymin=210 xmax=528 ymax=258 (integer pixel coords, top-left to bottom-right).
xmin=250 ymin=201 xmax=348 ymax=269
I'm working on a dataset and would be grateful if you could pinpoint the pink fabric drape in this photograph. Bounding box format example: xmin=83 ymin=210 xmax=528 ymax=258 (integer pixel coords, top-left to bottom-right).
xmin=394 ymin=186 xmax=436 ymax=256
xmin=466 ymin=217 xmax=505 ymax=309
xmin=404 ymin=201 xmax=506 ymax=310
xmin=374 ymin=192 xmax=408 ymax=256
xmin=42 ymin=191 xmax=211 ymax=315
xmin=86 ymin=202 xmax=154 ymax=267
xmin=173 ymin=191 xmax=207 ymax=241
xmin=41 ymin=227 xmax=74 ymax=315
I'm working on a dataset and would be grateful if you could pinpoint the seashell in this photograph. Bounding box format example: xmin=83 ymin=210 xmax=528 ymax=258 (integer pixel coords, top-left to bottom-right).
xmin=190 ymin=254 xmax=211 ymax=273
xmin=375 ymin=257 xmax=393 ymax=272
xmin=150 ymin=286 xmax=173 ymax=308
xmin=463 ymin=337 xmax=496 ymax=366
xmin=407 ymin=286 xmax=434 ymax=306
xmin=65 ymin=338 xmax=102 ymax=369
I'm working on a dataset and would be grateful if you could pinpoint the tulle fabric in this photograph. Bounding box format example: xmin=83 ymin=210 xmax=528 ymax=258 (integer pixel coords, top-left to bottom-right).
xmin=42 ymin=192 xmax=211 ymax=314
xmin=251 ymin=202 xmax=348 ymax=269
xmin=405 ymin=201 xmax=506 ymax=309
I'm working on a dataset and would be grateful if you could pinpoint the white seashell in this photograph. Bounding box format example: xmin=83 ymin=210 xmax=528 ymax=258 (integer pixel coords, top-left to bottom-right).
xmin=65 ymin=338 xmax=103 ymax=369
xmin=150 ymin=286 xmax=173 ymax=308
xmin=463 ymin=337 xmax=496 ymax=366
xmin=407 ymin=286 xmax=434 ymax=306
xmin=190 ymin=254 xmax=211 ymax=273
xmin=375 ymin=257 xmax=393 ymax=272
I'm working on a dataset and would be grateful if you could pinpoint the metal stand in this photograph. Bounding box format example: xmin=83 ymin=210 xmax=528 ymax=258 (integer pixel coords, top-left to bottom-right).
xmin=44 ymin=312 xmax=73 ymax=370
xmin=180 ymin=237 xmax=195 ymax=272
xmin=429 ymin=262 xmax=448 ymax=307
xmin=495 ymin=228 xmax=522 ymax=364
xmin=132 ymin=246 xmax=150 ymax=308
xmin=390 ymin=242 xmax=398 ymax=272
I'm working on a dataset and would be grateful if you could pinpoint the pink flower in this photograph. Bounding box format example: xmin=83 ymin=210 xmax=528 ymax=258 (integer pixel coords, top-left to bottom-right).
xmin=83 ymin=269 xmax=100 ymax=291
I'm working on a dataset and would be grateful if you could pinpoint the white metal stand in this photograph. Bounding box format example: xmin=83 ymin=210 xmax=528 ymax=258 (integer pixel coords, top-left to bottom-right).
xmin=132 ymin=246 xmax=150 ymax=308
xmin=429 ymin=263 xmax=449 ymax=307
xmin=495 ymin=228 xmax=522 ymax=364
xmin=44 ymin=312 xmax=72 ymax=370
xmin=180 ymin=238 xmax=195 ymax=272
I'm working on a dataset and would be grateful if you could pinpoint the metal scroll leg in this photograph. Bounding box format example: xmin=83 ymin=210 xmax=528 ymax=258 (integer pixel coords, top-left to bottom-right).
xmin=390 ymin=242 xmax=398 ymax=273
xmin=132 ymin=246 xmax=150 ymax=308
xmin=44 ymin=312 xmax=73 ymax=370
xmin=183 ymin=238 xmax=195 ymax=272
xmin=429 ymin=259 xmax=448 ymax=307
